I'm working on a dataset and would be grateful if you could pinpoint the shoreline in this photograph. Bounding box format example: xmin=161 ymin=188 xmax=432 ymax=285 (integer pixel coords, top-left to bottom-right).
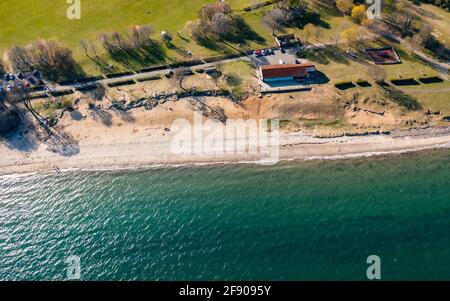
xmin=1 ymin=126 xmax=450 ymax=176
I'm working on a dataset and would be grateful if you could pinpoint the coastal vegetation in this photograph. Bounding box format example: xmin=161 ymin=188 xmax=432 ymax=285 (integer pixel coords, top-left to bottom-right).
xmin=0 ymin=0 xmax=449 ymax=138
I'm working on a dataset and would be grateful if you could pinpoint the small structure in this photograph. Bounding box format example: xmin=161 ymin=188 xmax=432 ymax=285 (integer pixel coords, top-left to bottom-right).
xmin=365 ymin=47 xmax=401 ymax=65
xmin=275 ymin=34 xmax=299 ymax=48
xmin=260 ymin=63 xmax=316 ymax=82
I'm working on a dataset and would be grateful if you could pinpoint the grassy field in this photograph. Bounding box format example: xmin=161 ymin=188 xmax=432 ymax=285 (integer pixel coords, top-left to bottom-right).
xmin=415 ymin=3 xmax=450 ymax=47
xmin=1 ymin=0 xmax=448 ymax=116
xmin=0 ymin=0 xmax=266 ymax=74
xmin=0 ymin=0 xmax=360 ymax=75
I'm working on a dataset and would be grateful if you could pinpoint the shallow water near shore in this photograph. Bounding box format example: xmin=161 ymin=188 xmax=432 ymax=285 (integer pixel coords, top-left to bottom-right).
xmin=1 ymin=150 xmax=450 ymax=280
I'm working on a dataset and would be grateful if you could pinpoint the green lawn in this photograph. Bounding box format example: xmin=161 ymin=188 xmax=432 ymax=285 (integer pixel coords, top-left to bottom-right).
xmin=416 ymin=4 xmax=450 ymax=47
xmin=0 ymin=0 xmax=265 ymax=74
xmin=0 ymin=0 xmax=354 ymax=75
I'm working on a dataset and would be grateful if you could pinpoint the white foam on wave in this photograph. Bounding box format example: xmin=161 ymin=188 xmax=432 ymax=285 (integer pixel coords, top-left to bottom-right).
xmin=1 ymin=141 xmax=450 ymax=177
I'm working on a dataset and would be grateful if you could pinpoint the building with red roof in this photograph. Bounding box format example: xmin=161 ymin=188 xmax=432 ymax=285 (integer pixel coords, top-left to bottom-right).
xmin=260 ymin=63 xmax=316 ymax=82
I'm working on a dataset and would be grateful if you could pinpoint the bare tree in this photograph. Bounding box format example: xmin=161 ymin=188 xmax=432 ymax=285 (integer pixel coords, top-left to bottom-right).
xmin=262 ymin=8 xmax=287 ymax=36
xmin=5 ymin=46 xmax=34 ymax=72
xmin=128 ymin=25 xmax=154 ymax=47
xmin=211 ymin=12 xmax=234 ymax=38
xmin=6 ymin=40 xmax=82 ymax=82
xmin=314 ymin=26 xmax=323 ymax=43
xmin=304 ymin=24 xmax=316 ymax=44
xmin=405 ymin=35 xmax=423 ymax=54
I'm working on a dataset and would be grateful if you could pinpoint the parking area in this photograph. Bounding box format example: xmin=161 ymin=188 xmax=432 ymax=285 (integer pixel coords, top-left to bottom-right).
xmin=250 ymin=46 xmax=300 ymax=67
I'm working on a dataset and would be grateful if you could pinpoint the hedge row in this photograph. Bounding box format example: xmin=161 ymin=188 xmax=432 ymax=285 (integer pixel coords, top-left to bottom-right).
xmin=76 ymin=85 xmax=97 ymax=91
xmin=390 ymin=78 xmax=419 ymax=86
xmin=50 ymin=90 xmax=74 ymax=97
xmin=107 ymin=80 xmax=136 ymax=87
xmin=105 ymin=71 xmax=135 ymax=79
xmin=356 ymin=80 xmax=371 ymax=87
xmin=136 ymin=75 xmax=162 ymax=82
xmin=335 ymin=76 xmax=445 ymax=90
xmin=58 ymin=75 xmax=104 ymax=85
xmin=334 ymin=81 xmax=356 ymax=90
xmin=419 ymin=76 xmax=444 ymax=84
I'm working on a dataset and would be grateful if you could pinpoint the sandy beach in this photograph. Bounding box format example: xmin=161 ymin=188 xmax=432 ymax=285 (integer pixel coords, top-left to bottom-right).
xmin=1 ymin=87 xmax=450 ymax=176
xmin=1 ymin=118 xmax=450 ymax=176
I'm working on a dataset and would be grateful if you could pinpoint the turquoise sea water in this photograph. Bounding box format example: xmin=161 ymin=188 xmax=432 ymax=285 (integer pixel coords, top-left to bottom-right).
xmin=1 ymin=150 xmax=450 ymax=280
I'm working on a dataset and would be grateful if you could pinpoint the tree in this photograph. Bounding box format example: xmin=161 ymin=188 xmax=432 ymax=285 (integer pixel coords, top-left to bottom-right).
xmin=314 ymin=26 xmax=322 ymax=42
xmin=128 ymin=25 xmax=154 ymax=47
xmin=211 ymin=12 xmax=234 ymax=38
xmin=398 ymin=9 xmax=414 ymax=37
xmin=340 ymin=27 xmax=358 ymax=46
xmin=5 ymin=46 xmax=33 ymax=72
xmin=418 ymin=24 xmax=433 ymax=48
xmin=190 ymin=1 xmax=244 ymax=42
xmin=405 ymin=35 xmax=423 ymax=54
xmin=262 ymin=8 xmax=288 ymax=35
xmin=336 ymin=0 xmax=354 ymax=15
xmin=356 ymin=27 xmax=368 ymax=46
xmin=351 ymin=5 xmax=366 ymax=24
xmin=6 ymin=40 xmax=83 ymax=82
xmin=304 ymin=23 xmax=316 ymax=44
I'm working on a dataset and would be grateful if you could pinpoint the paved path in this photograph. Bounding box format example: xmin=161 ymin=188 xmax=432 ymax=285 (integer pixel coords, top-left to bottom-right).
xmin=382 ymin=32 xmax=449 ymax=79
xmin=34 ymin=34 xmax=449 ymax=98
xmin=42 ymin=56 xmax=252 ymax=97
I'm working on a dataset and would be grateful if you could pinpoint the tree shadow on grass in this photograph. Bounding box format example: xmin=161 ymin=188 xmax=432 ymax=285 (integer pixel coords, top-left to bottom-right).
xmin=304 ymin=46 xmax=351 ymax=65
xmin=382 ymin=86 xmax=422 ymax=111
xmin=289 ymin=10 xmax=331 ymax=30
xmin=309 ymin=0 xmax=341 ymax=17
xmin=224 ymin=16 xmax=266 ymax=45
xmin=43 ymin=62 xmax=87 ymax=83
xmin=107 ymin=42 xmax=169 ymax=70
xmin=194 ymin=17 xmax=266 ymax=53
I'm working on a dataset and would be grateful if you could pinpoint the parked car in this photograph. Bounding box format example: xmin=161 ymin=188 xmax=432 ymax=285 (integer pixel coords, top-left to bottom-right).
xmin=32 ymin=70 xmax=42 ymax=79
xmin=6 ymin=84 xmax=13 ymax=92
xmin=266 ymin=49 xmax=274 ymax=55
xmin=4 ymin=74 xmax=15 ymax=81
xmin=254 ymin=50 xmax=263 ymax=57
xmin=27 ymin=77 xmax=37 ymax=86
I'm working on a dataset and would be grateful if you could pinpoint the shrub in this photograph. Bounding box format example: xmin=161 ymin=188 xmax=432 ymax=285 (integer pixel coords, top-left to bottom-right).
xmin=335 ymin=81 xmax=356 ymax=90
xmin=419 ymin=76 xmax=444 ymax=84
xmin=391 ymin=78 xmax=420 ymax=86
xmin=351 ymin=5 xmax=366 ymax=24
xmin=356 ymin=80 xmax=371 ymax=87
xmin=107 ymin=80 xmax=136 ymax=87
